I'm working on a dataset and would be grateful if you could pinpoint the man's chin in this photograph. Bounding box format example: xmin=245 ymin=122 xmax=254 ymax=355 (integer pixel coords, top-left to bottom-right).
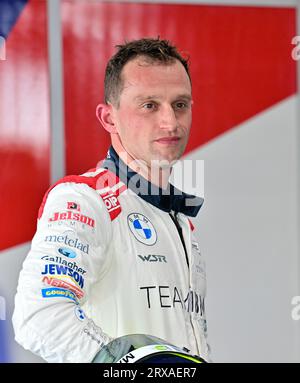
xmin=150 ymin=154 xmax=180 ymax=169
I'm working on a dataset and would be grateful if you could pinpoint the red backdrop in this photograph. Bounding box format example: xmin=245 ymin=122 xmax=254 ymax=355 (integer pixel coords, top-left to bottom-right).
xmin=0 ymin=0 xmax=50 ymax=250
xmin=62 ymin=2 xmax=296 ymax=174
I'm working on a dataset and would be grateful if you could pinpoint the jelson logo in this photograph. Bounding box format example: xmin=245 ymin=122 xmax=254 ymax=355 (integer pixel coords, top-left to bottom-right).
xmin=48 ymin=211 xmax=95 ymax=228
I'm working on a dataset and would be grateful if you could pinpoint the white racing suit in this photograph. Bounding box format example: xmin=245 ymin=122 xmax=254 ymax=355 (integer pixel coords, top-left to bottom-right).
xmin=13 ymin=146 xmax=210 ymax=363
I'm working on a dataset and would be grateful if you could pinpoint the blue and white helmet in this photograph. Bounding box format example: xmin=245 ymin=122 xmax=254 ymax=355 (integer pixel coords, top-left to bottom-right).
xmin=92 ymin=334 xmax=206 ymax=363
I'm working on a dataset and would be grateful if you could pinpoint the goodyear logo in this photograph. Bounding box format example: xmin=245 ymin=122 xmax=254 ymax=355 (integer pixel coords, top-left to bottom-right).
xmin=41 ymin=288 xmax=77 ymax=302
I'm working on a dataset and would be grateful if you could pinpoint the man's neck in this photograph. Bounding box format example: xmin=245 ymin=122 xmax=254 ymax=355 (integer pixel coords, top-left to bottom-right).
xmin=111 ymin=138 xmax=171 ymax=190
xmin=103 ymin=142 xmax=204 ymax=218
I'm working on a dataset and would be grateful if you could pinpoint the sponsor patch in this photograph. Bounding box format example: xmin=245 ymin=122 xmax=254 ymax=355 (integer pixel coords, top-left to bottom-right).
xmin=48 ymin=211 xmax=95 ymax=228
xmin=41 ymin=264 xmax=85 ymax=289
xmin=41 ymin=288 xmax=77 ymax=302
xmin=42 ymin=276 xmax=84 ymax=299
xmin=137 ymin=254 xmax=167 ymax=263
xmin=67 ymin=202 xmax=81 ymax=211
xmin=41 ymin=255 xmax=86 ymax=275
xmin=45 ymin=232 xmax=89 ymax=254
xmin=127 ymin=213 xmax=157 ymax=246
xmin=57 ymin=247 xmax=77 ymax=259
xmin=74 ymin=307 xmax=86 ymax=321
xmin=100 ymin=191 xmax=123 ymax=221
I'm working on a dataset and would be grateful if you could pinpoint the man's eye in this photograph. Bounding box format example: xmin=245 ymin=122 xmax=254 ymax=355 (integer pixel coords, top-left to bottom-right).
xmin=143 ymin=103 xmax=156 ymax=109
xmin=175 ymin=102 xmax=187 ymax=109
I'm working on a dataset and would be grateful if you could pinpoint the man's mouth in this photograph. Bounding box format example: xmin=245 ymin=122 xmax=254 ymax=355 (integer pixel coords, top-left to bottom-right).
xmin=155 ymin=137 xmax=181 ymax=145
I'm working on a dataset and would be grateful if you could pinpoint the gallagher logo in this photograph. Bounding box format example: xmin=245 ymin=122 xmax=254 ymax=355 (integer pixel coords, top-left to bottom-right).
xmin=127 ymin=213 xmax=157 ymax=246
xmin=48 ymin=211 xmax=95 ymax=228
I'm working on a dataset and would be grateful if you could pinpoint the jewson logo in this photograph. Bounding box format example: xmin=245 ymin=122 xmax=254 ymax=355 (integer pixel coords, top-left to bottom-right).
xmin=0 ymin=36 xmax=6 ymax=61
xmin=0 ymin=296 xmax=6 ymax=321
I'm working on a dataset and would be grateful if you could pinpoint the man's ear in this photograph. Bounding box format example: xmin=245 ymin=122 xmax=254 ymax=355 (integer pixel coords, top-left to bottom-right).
xmin=96 ymin=103 xmax=117 ymax=134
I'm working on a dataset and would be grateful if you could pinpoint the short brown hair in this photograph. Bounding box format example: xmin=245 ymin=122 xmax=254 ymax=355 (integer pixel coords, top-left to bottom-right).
xmin=104 ymin=37 xmax=191 ymax=106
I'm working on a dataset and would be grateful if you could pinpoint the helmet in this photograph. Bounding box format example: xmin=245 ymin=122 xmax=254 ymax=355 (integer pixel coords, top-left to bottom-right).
xmin=92 ymin=334 xmax=206 ymax=363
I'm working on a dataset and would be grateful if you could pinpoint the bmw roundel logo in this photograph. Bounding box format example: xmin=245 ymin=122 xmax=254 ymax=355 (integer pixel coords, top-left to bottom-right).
xmin=58 ymin=247 xmax=77 ymax=259
xmin=74 ymin=306 xmax=85 ymax=321
xmin=127 ymin=213 xmax=157 ymax=246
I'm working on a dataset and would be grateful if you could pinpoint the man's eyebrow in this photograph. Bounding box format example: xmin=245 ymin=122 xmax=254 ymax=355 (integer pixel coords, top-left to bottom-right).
xmin=134 ymin=95 xmax=159 ymax=102
xmin=175 ymin=94 xmax=192 ymax=101
xmin=134 ymin=94 xmax=192 ymax=102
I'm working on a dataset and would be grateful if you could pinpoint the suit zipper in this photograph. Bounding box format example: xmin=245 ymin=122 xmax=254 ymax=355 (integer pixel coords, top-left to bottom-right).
xmin=169 ymin=211 xmax=189 ymax=268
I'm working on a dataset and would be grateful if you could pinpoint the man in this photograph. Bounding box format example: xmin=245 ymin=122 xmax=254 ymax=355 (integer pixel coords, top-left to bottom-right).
xmin=13 ymin=38 xmax=210 ymax=363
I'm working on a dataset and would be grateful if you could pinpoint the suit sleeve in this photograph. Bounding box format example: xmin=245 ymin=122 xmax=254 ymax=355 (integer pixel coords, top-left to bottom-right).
xmin=12 ymin=182 xmax=113 ymax=363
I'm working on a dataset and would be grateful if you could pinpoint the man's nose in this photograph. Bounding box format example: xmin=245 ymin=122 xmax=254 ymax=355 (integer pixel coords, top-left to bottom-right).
xmin=158 ymin=105 xmax=178 ymax=131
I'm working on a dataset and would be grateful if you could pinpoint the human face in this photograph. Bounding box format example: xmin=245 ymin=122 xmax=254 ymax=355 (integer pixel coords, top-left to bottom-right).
xmin=110 ymin=57 xmax=193 ymax=168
